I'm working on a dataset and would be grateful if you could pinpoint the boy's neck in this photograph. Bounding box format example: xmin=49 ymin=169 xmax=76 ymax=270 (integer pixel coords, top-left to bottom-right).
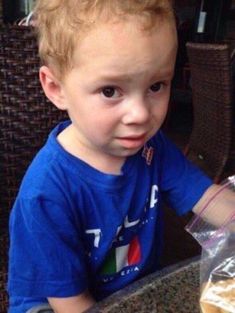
xmin=57 ymin=124 xmax=126 ymax=175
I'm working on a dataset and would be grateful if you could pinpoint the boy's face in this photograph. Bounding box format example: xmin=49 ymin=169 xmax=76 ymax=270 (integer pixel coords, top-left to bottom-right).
xmin=49 ymin=17 xmax=177 ymax=169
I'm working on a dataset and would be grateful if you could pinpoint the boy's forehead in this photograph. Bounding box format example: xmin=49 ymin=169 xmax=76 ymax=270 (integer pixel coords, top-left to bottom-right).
xmin=72 ymin=18 xmax=177 ymax=69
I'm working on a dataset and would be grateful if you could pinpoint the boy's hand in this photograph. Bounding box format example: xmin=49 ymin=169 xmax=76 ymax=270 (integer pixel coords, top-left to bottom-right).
xmin=48 ymin=290 xmax=96 ymax=313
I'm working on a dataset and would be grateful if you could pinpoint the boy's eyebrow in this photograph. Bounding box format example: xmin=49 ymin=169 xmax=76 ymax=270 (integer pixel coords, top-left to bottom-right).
xmin=95 ymin=69 xmax=174 ymax=83
xmin=95 ymin=73 xmax=134 ymax=82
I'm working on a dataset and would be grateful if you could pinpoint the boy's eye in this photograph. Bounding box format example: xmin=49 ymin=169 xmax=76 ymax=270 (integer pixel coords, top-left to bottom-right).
xmin=150 ymin=82 xmax=163 ymax=93
xmin=101 ymin=86 xmax=119 ymax=98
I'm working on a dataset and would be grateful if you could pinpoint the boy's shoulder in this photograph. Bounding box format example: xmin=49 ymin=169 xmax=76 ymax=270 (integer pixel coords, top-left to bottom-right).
xmin=18 ymin=120 xmax=73 ymax=198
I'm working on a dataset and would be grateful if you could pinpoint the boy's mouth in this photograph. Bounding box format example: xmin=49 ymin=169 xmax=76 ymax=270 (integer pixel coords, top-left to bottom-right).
xmin=116 ymin=134 xmax=147 ymax=149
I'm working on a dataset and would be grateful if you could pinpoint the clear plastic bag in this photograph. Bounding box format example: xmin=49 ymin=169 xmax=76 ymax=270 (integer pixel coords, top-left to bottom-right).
xmin=185 ymin=175 xmax=235 ymax=313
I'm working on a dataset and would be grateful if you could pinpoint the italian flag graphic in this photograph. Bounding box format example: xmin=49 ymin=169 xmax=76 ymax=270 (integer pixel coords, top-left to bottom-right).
xmin=101 ymin=236 xmax=141 ymax=275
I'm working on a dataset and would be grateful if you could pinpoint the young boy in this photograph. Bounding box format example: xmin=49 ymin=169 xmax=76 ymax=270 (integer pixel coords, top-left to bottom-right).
xmin=7 ymin=1 xmax=235 ymax=313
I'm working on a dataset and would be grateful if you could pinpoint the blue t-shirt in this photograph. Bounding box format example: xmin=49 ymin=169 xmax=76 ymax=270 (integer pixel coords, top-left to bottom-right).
xmin=8 ymin=120 xmax=212 ymax=313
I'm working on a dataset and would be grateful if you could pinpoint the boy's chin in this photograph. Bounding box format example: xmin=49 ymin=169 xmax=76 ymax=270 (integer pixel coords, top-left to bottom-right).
xmin=116 ymin=145 xmax=144 ymax=157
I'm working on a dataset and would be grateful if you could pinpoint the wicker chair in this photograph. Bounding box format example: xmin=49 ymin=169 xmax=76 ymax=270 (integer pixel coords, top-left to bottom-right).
xmin=185 ymin=42 xmax=234 ymax=183
xmin=0 ymin=25 xmax=67 ymax=313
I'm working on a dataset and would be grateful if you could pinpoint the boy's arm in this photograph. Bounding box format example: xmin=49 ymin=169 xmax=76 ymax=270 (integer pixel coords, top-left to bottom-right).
xmin=192 ymin=184 xmax=235 ymax=228
xmin=48 ymin=290 xmax=96 ymax=313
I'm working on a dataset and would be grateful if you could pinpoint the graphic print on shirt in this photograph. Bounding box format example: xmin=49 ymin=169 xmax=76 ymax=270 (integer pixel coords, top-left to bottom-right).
xmin=100 ymin=236 xmax=141 ymax=275
xmin=85 ymin=181 xmax=159 ymax=282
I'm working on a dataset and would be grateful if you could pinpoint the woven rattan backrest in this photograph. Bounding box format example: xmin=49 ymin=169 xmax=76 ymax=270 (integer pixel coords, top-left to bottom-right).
xmin=186 ymin=42 xmax=233 ymax=181
xmin=0 ymin=25 xmax=68 ymax=229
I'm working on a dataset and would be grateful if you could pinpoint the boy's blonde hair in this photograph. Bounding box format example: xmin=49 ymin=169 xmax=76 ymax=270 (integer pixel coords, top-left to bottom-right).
xmin=34 ymin=0 xmax=175 ymax=80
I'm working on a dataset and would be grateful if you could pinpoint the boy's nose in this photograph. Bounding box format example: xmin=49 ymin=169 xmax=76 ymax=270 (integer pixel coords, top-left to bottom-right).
xmin=122 ymin=97 xmax=150 ymax=125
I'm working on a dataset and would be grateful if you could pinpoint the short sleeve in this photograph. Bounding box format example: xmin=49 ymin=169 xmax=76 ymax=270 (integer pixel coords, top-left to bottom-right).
xmin=8 ymin=196 xmax=88 ymax=297
xmin=155 ymin=132 xmax=212 ymax=215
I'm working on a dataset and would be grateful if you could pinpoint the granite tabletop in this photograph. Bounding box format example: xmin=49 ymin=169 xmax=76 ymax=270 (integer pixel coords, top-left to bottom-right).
xmin=86 ymin=256 xmax=201 ymax=313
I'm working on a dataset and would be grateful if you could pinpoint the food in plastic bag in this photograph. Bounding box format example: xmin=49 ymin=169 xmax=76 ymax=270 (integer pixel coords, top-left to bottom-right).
xmin=201 ymin=279 xmax=235 ymax=312
xmin=185 ymin=176 xmax=235 ymax=313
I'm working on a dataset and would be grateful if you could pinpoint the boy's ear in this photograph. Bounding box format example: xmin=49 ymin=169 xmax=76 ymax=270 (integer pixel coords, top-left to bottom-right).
xmin=39 ymin=66 xmax=67 ymax=110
